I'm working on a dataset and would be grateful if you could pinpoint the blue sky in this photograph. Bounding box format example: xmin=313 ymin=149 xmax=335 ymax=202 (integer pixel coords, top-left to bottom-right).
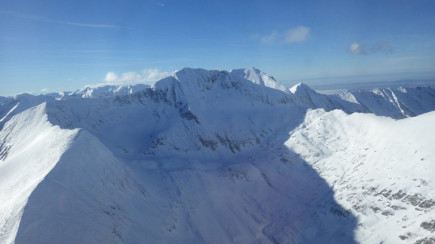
xmin=1 ymin=0 xmax=435 ymax=95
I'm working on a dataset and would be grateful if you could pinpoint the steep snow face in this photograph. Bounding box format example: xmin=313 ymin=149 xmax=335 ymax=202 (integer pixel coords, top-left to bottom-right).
xmin=43 ymin=68 xmax=299 ymax=159
xmin=44 ymin=84 xmax=303 ymax=160
xmin=170 ymin=67 xmax=288 ymax=94
xmin=286 ymin=109 xmax=435 ymax=244
xmin=0 ymin=104 xmax=77 ymax=244
xmin=146 ymin=68 xmax=300 ymax=155
xmin=160 ymin=67 xmax=290 ymax=105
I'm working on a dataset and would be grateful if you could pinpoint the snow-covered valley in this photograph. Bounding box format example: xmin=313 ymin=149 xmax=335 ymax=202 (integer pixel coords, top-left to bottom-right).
xmin=0 ymin=68 xmax=434 ymax=243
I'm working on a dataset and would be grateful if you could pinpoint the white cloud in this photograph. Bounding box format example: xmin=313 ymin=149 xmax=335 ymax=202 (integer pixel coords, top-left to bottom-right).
xmin=104 ymin=69 xmax=171 ymax=84
xmin=143 ymin=69 xmax=171 ymax=81
xmin=349 ymin=43 xmax=366 ymax=55
xmin=349 ymin=41 xmax=391 ymax=55
xmin=154 ymin=1 xmax=166 ymax=7
xmin=260 ymin=31 xmax=279 ymax=44
xmin=104 ymin=72 xmax=119 ymax=83
xmin=284 ymin=26 xmax=310 ymax=44
xmin=256 ymin=26 xmax=311 ymax=45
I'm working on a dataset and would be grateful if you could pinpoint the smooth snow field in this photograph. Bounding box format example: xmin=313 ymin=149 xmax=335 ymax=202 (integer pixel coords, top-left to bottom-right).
xmin=0 ymin=68 xmax=434 ymax=243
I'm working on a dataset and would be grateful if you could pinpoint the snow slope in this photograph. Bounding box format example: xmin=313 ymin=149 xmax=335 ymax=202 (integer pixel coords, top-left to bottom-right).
xmin=0 ymin=68 xmax=434 ymax=243
xmin=0 ymin=104 xmax=77 ymax=243
xmin=14 ymin=130 xmax=358 ymax=243
xmin=286 ymin=109 xmax=435 ymax=243
xmin=15 ymin=130 xmax=146 ymax=243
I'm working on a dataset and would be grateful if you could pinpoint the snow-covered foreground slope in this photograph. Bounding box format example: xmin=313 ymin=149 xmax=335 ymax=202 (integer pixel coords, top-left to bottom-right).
xmin=0 ymin=68 xmax=434 ymax=243
xmin=286 ymin=109 xmax=435 ymax=243
xmin=14 ymin=132 xmax=358 ymax=243
xmin=0 ymin=104 xmax=77 ymax=243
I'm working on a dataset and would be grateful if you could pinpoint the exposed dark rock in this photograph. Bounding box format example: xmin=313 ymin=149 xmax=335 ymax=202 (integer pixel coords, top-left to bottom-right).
xmin=381 ymin=210 xmax=394 ymax=216
xmin=421 ymin=220 xmax=435 ymax=233
xmin=330 ymin=207 xmax=351 ymax=217
xmin=415 ymin=237 xmax=435 ymax=244
xmin=198 ymin=137 xmax=218 ymax=150
xmin=419 ymin=200 xmax=435 ymax=209
xmin=403 ymin=194 xmax=424 ymax=206
xmin=392 ymin=190 xmax=407 ymax=200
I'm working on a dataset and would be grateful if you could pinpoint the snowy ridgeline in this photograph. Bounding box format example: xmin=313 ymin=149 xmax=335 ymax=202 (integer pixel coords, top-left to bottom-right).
xmin=0 ymin=68 xmax=434 ymax=244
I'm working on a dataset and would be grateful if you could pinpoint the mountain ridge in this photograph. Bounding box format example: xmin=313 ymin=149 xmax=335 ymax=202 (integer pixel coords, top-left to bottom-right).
xmin=0 ymin=68 xmax=434 ymax=243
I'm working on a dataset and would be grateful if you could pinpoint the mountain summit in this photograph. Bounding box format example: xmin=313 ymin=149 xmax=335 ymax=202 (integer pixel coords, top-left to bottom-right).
xmin=289 ymin=82 xmax=313 ymax=94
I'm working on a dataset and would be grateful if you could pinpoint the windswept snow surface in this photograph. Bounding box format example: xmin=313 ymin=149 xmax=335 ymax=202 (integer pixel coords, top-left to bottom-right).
xmin=0 ymin=68 xmax=434 ymax=243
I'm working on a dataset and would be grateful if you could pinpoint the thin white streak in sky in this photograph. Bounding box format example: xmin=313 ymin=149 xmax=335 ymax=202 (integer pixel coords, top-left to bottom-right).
xmin=0 ymin=11 xmax=128 ymax=29
xmin=154 ymin=1 xmax=166 ymax=7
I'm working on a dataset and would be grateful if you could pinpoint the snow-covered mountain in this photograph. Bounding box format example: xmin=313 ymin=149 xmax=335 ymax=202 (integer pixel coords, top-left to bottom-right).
xmin=67 ymin=84 xmax=151 ymax=99
xmin=0 ymin=68 xmax=434 ymax=243
xmin=287 ymin=109 xmax=435 ymax=243
xmin=290 ymin=82 xmax=435 ymax=118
